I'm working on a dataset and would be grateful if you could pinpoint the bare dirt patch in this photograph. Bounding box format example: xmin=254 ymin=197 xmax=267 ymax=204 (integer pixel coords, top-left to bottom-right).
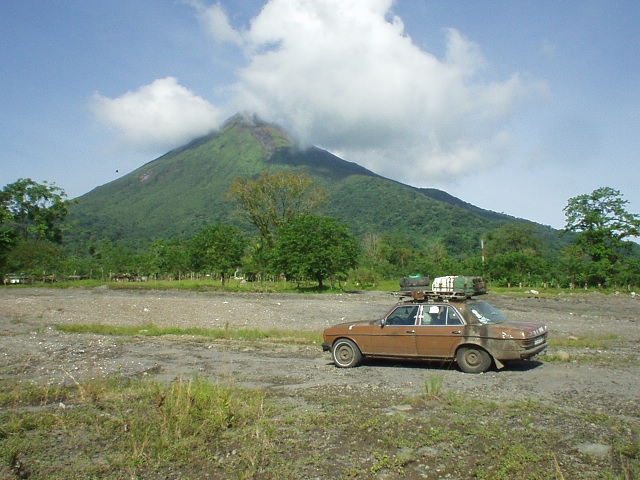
xmin=1 ymin=287 xmax=639 ymax=478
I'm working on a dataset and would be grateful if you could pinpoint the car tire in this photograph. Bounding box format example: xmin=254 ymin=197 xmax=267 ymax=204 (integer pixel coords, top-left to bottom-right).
xmin=456 ymin=346 xmax=492 ymax=373
xmin=331 ymin=338 xmax=363 ymax=368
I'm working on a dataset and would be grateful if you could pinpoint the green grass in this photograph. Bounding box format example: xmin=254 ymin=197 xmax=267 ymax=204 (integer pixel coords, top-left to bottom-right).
xmin=423 ymin=373 xmax=445 ymax=399
xmin=24 ymin=277 xmax=640 ymax=297
xmin=24 ymin=277 xmax=372 ymax=293
xmin=1 ymin=376 xmax=271 ymax=478
xmin=548 ymin=334 xmax=619 ymax=349
xmin=38 ymin=278 xmax=302 ymax=293
xmin=1 ymin=376 xmax=638 ymax=478
xmin=55 ymin=322 xmax=322 ymax=344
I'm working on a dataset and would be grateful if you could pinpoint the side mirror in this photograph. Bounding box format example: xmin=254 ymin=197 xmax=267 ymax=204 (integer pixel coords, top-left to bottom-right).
xmin=380 ymin=318 xmax=386 ymax=327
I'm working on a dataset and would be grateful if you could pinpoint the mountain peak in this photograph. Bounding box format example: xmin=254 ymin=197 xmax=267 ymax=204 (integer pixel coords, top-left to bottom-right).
xmin=222 ymin=112 xmax=267 ymax=129
xmin=222 ymin=112 xmax=293 ymax=154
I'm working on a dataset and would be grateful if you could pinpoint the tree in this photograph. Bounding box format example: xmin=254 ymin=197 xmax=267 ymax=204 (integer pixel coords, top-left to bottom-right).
xmin=482 ymin=223 xmax=547 ymax=286
xmin=564 ymin=187 xmax=640 ymax=286
xmin=1 ymin=179 xmax=72 ymax=271
xmin=484 ymin=223 xmax=542 ymax=257
xmin=148 ymin=239 xmax=190 ymax=278
xmin=228 ymin=171 xmax=325 ymax=248
xmin=273 ymin=215 xmax=360 ymax=288
xmin=189 ymin=224 xmax=246 ymax=282
xmin=485 ymin=251 xmax=548 ymax=287
xmin=559 ymin=243 xmax=588 ymax=288
xmin=84 ymin=239 xmax=140 ymax=278
xmin=3 ymin=240 xmax=65 ymax=278
xmin=1 ymin=179 xmax=71 ymax=243
xmin=0 ymin=192 xmax=13 ymax=264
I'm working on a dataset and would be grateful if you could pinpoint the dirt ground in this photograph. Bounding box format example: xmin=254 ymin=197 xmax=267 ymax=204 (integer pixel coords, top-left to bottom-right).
xmin=2 ymin=286 xmax=639 ymax=405
xmin=1 ymin=286 xmax=640 ymax=477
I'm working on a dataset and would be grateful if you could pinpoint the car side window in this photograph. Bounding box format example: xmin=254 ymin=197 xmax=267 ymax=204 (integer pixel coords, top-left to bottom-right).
xmin=446 ymin=306 xmax=463 ymax=326
xmin=420 ymin=305 xmax=464 ymax=326
xmin=418 ymin=305 xmax=441 ymax=325
xmin=385 ymin=305 xmax=419 ymax=325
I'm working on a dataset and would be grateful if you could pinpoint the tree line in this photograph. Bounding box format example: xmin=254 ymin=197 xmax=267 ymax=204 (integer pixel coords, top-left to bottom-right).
xmin=1 ymin=175 xmax=639 ymax=289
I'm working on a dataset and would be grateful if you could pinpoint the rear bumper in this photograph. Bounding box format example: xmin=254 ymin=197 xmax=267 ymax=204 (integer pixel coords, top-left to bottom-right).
xmin=322 ymin=341 xmax=331 ymax=352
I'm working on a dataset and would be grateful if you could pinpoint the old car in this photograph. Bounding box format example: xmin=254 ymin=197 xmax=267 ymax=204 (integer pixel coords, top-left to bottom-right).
xmin=322 ymin=296 xmax=548 ymax=373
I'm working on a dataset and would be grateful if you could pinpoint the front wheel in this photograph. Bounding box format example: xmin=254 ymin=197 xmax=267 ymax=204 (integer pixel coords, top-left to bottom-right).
xmin=456 ymin=346 xmax=492 ymax=373
xmin=331 ymin=338 xmax=363 ymax=368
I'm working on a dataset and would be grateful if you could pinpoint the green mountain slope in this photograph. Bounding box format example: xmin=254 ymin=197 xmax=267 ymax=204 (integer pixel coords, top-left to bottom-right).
xmin=67 ymin=114 xmax=290 ymax=244
xmin=66 ymin=114 xmax=562 ymax=254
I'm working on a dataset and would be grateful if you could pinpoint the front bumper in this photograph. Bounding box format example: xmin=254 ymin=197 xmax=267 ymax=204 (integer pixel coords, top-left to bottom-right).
xmin=520 ymin=342 xmax=547 ymax=359
xmin=321 ymin=341 xmax=331 ymax=352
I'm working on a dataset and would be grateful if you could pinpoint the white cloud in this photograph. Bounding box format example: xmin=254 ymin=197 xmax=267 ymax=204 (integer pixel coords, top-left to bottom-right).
xmin=91 ymin=77 xmax=223 ymax=151
xmin=95 ymin=1 xmax=548 ymax=187
xmin=197 ymin=2 xmax=243 ymax=45
xmin=214 ymin=0 xmax=547 ymax=186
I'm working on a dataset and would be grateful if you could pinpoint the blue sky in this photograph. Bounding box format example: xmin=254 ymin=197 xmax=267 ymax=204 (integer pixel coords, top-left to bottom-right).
xmin=1 ymin=0 xmax=638 ymax=230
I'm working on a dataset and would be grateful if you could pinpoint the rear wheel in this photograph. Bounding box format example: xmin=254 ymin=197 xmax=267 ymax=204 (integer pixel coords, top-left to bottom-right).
xmin=456 ymin=346 xmax=492 ymax=373
xmin=331 ymin=339 xmax=363 ymax=368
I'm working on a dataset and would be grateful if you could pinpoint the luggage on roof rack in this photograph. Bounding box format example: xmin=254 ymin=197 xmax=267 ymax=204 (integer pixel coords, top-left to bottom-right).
xmin=432 ymin=275 xmax=486 ymax=297
xmin=399 ymin=275 xmax=486 ymax=300
xmin=399 ymin=275 xmax=431 ymax=290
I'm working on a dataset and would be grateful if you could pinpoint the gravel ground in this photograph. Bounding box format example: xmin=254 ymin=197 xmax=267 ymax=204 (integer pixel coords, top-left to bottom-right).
xmin=1 ymin=287 xmax=639 ymax=400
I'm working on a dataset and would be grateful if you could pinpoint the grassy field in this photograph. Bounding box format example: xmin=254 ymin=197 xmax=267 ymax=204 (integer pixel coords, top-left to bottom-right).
xmin=2 ymin=371 xmax=638 ymax=479
xmin=1 ymin=330 xmax=638 ymax=479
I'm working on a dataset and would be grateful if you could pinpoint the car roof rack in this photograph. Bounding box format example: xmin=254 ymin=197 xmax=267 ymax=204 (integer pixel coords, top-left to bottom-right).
xmin=397 ymin=290 xmax=469 ymax=302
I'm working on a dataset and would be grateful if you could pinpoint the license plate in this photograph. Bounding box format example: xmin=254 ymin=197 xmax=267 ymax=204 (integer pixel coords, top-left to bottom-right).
xmin=534 ymin=336 xmax=544 ymax=346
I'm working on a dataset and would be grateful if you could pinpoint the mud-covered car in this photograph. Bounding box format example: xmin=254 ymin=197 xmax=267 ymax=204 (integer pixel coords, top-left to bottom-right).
xmin=322 ymin=298 xmax=548 ymax=373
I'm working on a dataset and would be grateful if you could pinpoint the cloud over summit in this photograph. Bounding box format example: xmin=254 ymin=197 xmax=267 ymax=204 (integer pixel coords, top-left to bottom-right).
xmin=92 ymin=0 xmax=547 ymax=186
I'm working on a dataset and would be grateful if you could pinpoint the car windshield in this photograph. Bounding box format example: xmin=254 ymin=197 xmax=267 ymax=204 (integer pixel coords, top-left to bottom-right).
xmin=469 ymin=301 xmax=508 ymax=324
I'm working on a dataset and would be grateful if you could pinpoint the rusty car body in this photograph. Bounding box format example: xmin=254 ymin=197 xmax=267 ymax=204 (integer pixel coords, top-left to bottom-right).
xmin=322 ymin=297 xmax=548 ymax=373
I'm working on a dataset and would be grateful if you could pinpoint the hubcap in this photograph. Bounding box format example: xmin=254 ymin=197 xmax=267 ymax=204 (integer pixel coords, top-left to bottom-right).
xmin=337 ymin=346 xmax=352 ymax=362
xmin=466 ymin=351 xmax=480 ymax=366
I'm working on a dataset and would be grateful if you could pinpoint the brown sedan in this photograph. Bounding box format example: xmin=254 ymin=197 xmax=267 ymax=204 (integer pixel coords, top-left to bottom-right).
xmin=322 ymin=299 xmax=548 ymax=373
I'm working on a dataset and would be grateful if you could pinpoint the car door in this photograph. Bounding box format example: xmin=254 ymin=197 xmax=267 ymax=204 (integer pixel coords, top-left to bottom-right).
xmin=415 ymin=305 xmax=464 ymax=358
xmin=360 ymin=304 xmax=419 ymax=357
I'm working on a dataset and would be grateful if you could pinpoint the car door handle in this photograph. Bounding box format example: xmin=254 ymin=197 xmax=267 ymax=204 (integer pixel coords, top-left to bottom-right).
xmin=452 ymin=330 xmax=462 ymax=334
xmin=406 ymin=329 xmax=415 ymax=334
